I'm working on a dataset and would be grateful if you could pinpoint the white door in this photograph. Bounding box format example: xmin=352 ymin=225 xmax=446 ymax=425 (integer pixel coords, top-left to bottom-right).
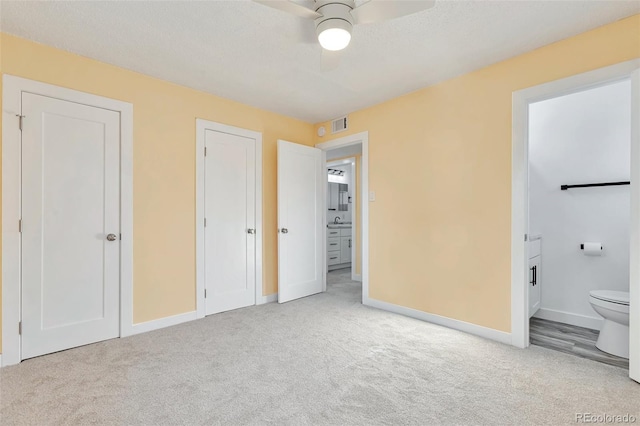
xmin=21 ymin=92 xmax=120 ymax=360
xmin=204 ymin=130 xmax=256 ymax=314
xmin=630 ymin=68 xmax=640 ymax=383
xmin=340 ymin=236 xmax=352 ymax=263
xmin=277 ymin=140 xmax=324 ymax=303
xmin=528 ymin=256 xmax=541 ymax=318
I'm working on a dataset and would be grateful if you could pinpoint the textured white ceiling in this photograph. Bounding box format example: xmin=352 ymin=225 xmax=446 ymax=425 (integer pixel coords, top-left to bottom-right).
xmin=1 ymin=0 xmax=638 ymax=123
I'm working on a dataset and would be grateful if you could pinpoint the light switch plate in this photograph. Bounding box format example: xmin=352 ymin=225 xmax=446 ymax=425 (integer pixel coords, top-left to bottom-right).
xmin=369 ymin=191 xmax=376 ymax=202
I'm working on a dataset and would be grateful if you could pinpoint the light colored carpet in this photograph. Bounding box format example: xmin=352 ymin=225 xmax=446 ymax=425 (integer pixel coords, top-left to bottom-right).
xmin=1 ymin=269 xmax=638 ymax=425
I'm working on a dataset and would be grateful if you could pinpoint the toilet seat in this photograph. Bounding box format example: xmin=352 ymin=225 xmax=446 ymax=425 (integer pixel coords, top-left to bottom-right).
xmin=589 ymin=290 xmax=629 ymax=306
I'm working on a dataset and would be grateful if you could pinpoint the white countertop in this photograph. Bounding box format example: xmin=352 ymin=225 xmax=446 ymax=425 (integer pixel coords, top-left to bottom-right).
xmin=327 ymin=223 xmax=352 ymax=229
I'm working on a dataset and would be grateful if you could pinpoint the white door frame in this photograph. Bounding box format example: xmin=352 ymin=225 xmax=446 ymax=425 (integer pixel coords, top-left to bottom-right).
xmin=349 ymin=160 xmax=358 ymax=281
xmin=316 ymin=131 xmax=369 ymax=302
xmin=195 ymin=119 xmax=263 ymax=318
xmin=1 ymin=75 xmax=134 ymax=367
xmin=511 ymin=60 xmax=640 ymax=354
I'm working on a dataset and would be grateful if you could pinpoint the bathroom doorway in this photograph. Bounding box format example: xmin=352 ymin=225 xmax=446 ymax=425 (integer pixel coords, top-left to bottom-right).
xmin=316 ymin=132 xmax=369 ymax=303
xmin=326 ymin=157 xmax=357 ymax=272
xmin=511 ymin=61 xmax=640 ymax=382
xmin=326 ymin=156 xmax=359 ymax=298
xmin=528 ymin=80 xmax=631 ymax=368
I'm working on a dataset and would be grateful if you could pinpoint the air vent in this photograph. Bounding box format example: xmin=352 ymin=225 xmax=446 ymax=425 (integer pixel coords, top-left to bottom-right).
xmin=331 ymin=116 xmax=348 ymax=134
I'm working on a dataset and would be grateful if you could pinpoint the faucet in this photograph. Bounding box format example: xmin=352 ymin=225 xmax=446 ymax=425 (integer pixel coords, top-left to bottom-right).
xmin=334 ymin=216 xmax=341 ymax=224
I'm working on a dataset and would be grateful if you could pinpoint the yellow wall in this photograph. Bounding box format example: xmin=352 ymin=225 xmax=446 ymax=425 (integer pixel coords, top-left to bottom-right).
xmin=0 ymin=33 xmax=315 ymax=351
xmin=315 ymin=15 xmax=640 ymax=332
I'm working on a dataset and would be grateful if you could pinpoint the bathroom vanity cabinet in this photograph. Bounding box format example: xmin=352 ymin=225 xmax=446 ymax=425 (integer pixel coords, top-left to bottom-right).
xmin=529 ymin=238 xmax=542 ymax=317
xmin=327 ymin=226 xmax=352 ymax=271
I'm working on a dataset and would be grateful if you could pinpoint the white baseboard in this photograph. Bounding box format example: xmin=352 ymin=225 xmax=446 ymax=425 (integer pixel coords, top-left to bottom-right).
xmin=3 ymin=310 xmax=199 ymax=367
xmin=352 ymin=273 xmax=362 ymax=282
xmin=533 ymin=308 xmax=602 ymax=331
xmin=129 ymin=310 xmax=197 ymax=336
xmin=364 ymin=297 xmax=512 ymax=345
xmin=259 ymin=294 xmax=277 ymax=304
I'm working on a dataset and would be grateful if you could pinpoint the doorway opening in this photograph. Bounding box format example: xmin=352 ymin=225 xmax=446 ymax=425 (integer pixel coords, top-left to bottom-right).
xmin=317 ymin=132 xmax=369 ymax=304
xmin=325 ymin=152 xmax=361 ymax=300
xmin=511 ymin=60 xmax=639 ymax=382
xmin=527 ymin=80 xmax=631 ymax=369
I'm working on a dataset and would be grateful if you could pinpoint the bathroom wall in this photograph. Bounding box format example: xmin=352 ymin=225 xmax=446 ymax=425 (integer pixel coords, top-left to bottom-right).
xmin=327 ymin=163 xmax=354 ymax=224
xmin=529 ymin=80 xmax=631 ymax=329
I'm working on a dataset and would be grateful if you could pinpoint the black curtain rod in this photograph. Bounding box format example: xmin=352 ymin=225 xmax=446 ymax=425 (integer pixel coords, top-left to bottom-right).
xmin=560 ymin=181 xmax=630 ymax=191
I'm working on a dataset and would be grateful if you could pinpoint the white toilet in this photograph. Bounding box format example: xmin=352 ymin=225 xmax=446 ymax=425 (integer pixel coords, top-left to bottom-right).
xmin=589 ymin=290 xmax=630 ymax=359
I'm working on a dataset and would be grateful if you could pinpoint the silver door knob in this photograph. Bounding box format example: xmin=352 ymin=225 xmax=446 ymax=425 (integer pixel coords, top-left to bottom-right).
xmin=280 ymin=228 xmax=289 ymax=234
xmin=106 ymin=234 xmax=118 ymax=241
xmin=247 ymin=228 xmax=255 ymax=234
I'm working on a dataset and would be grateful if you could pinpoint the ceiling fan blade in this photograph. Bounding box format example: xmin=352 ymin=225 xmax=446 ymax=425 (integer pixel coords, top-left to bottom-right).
xmin=253 ymin=0 xmax=322 ymax=20
xmin=321 ymin=49 xmax=342 ymax=72
xmin=350 ymin=0 xmax=435 ymax=24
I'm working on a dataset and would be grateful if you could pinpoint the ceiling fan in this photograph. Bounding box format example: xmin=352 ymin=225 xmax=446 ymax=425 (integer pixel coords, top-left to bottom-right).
xmin=254 ymin=0 xmax=436 ymax=51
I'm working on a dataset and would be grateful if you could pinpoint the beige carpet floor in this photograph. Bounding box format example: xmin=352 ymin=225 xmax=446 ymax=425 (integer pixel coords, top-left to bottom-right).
xmin=1 ymin=268 xmax=639 ymax=425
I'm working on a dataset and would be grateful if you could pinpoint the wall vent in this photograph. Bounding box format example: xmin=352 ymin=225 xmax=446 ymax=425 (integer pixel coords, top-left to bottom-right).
xmin=331 ymin=116 xmax=348 ymax=134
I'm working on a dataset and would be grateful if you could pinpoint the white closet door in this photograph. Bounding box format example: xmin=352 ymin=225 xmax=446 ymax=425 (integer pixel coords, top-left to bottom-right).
xmin=21 ymin=92 xmax=120 ymax=360
xmin=277 ymin=140 xmax=324 ymax=303
xmin=204 ymin=130 xmax=256 ymax=314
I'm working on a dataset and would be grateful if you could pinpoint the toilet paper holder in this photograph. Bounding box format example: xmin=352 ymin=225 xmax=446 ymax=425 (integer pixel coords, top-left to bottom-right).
xmin=580 ymin=244 xmax=603 ymax=250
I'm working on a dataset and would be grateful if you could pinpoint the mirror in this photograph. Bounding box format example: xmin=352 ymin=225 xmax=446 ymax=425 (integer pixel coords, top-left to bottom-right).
xmin=328 ymin=183 xmax=348 ymax=211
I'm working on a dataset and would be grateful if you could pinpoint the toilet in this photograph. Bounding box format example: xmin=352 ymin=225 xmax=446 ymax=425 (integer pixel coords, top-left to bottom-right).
xmin=589 ymin=290 xmax=630 ymax=359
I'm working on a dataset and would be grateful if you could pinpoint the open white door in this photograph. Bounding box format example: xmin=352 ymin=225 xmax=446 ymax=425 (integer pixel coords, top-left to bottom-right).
xmin=630 ymin=68 xmax=640 ymax=383
xmin=277 ymin=140 xmax=324 ymax=303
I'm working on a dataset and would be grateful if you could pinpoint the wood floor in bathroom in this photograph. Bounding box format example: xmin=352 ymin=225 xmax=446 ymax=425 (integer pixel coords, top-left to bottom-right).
xmin=529 ymin=318 xmax=629 ymax=369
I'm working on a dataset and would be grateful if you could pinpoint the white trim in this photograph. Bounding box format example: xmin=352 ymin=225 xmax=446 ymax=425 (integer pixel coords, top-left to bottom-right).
xmin=511 ymin=60 xmax=640 ymax=352
xmin=119 ymin=99 xmax=135 ymax=340
xmin=259 ymin=294 xmax=278 ymax=304
xmin=2 ymin=75 xmax=134 ymax=367
xmin=511 ymin=87 xmax=529 ymax=349
xmin=630 ymin=68 xmax=640 ymax=383
xmin=533 ymin=308 xmax=603 ymax=331
xmin=322 ymin=150 xmax=328 ymax=292
xmin=195 ymin=119 xmax=263 ymax=319
xmin=352 ymin=273 xmax=362 ymax=282
xmin=366 ymin=298 xmax=512 ymax=345
xmin=316 ymin=131 xmax=369 ymax=303
xmin=128 ymin=311 xmax=197 ymax=336
xmin=348 ymin=159 xmax=358 ymax=281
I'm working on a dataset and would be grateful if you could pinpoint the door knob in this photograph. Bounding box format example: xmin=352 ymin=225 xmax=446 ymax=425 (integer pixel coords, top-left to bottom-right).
xmin=247 ymin=228 xmax=256 ymax=234
xmin=106 ymin=234 xmax=118 ymax=241
xmin=280 ymin=228 xmax=289 ymax=234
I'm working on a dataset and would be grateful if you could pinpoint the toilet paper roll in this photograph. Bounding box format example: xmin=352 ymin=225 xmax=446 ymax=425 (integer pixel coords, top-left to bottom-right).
xmin=582 ymin=242 xmax=603 ymax=256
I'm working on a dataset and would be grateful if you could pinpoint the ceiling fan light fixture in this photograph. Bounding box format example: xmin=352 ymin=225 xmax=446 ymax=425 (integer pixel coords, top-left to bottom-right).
xmin=316 ymin=19 xmax=352 ymax=51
